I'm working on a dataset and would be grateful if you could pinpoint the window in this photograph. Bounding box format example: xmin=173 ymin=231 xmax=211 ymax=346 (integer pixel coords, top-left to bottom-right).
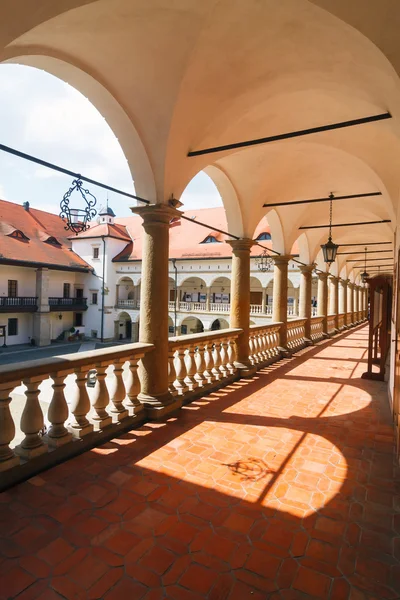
xmin=93 ymin=247 xmax=99 ymax=259
xmin=8 ymin=318 xmax=18 ymax=336
xmin=201 ymin=235 xmax=220 ymax=244
xmin=92 ymin=292 xmax=98 ymax=305
xmin=45 ymin=236 xmax=61 ymax=246
xmin=74 ymin=313 xmax=83 ymax=327
xmin=256 ymin=232 xmax=271 ymax=241
xmin=8 ymin=280 xmax=17 ymax=297
xmin=9 ymin=230 xmax=29 ymax=241
xmin=63 ymin=283 xmax=70 ymax=299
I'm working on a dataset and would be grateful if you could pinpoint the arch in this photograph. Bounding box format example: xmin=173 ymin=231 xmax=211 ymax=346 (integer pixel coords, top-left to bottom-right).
xmin=180 ymin=316 xmax=204 ymax=335
xmin=203 ymin=165 xmax=244 ymax=237
xmin=293 ymin=233 xmax=310 ymax=265
xmin=210 ymin=318 xmax=229 ymax=331
xmin=259 ymin=209 xmax=286 ymax=254
xmin=117 ymin=276 xmax=134 ymax=286
xmin=116 ymin=310 xmax=133 ymax=340
xmin=4 ymin=54 xmax=156 ymax=201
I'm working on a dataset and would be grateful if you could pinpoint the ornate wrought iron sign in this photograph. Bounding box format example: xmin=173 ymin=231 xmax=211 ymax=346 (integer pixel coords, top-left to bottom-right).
xmin=60 ymin=178 xmax=97 ymax=235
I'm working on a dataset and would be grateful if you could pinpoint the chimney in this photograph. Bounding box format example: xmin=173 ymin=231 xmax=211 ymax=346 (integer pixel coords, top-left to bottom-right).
xmin=23 ymin=201 xmax=30 ymax=211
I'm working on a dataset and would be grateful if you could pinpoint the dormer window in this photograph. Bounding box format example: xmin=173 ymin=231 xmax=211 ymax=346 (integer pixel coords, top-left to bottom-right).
xmin=256 ymin=232 xmax=271 ymax=241
xmin=9 ymin=230 xmax=29 ymax=241
xmin=45 ymin=236 xmax=61 ymax=246
xmin=201 ymin=235 xmax=220 ymax=244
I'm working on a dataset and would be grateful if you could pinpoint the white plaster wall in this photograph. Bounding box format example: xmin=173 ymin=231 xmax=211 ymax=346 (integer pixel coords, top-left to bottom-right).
xmin=0 ymin=265 xmax=36 ymax=296
xmin=0 ymin=312 xmax=34 ymax=345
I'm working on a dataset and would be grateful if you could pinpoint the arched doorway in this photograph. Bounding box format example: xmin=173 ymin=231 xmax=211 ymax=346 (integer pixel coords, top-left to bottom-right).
xmin=210 ymin=318 xmax=229 ymax=331
xmin=181 ymin=316 xmax=204 ymax=335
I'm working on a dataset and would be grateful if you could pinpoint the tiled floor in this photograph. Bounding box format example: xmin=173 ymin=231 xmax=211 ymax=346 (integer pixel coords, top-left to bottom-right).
xmin=1 ymin=325 xmax=399 ymax=599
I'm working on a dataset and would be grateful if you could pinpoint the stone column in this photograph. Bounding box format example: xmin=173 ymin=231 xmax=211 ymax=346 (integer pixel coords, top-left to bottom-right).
xmin=359 ymin=286 xmax=364 ymax=319
xmin=348 ymin=282 xmax=354 ymax=325
xmin=130 ymin=204 xmax=182 ymax=418
xmin=339 ymin=279 xmax=348 ymax=328
xmin=261 ymin=289 xmax=267 ymax=314
xmin=329 ymin=275 xmax=339 ymax=331
xmin=272 ymin=255 xmax=292 ymax=351
xmin=293 ymin=288 xmax=299 ymax=316
xmin=115 ymin=284 xmax=120 ymax=306
xmin=32 ymin=268 xmax=51 ymax=346
xmin=206 ymin=287 xmax=211 ymax=312
xmin=228 ymin=239 xmax=254 ymax=374
xmin=353 ymin=284 xmax=359 ymax=322
xmin=299 ymin=264 xmax=314 ymax=343
xmin=317 ymin=272 xmax=329 ymax=336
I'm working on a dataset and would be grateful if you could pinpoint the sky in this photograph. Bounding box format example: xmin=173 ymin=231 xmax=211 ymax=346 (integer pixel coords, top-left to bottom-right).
xmin=0 ymin=64 xmax=223 ymax=217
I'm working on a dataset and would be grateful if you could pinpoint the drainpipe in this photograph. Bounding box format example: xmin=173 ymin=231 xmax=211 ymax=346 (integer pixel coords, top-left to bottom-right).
xmin=171 ymin=258 xmax=178 ymax=335
xmin=100 ymin=236 xmax=106 ymax=342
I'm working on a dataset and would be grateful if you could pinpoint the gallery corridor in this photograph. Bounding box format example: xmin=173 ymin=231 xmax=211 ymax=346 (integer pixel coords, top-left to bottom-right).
xmin=1 ymin=325 xmax=399 ymax=600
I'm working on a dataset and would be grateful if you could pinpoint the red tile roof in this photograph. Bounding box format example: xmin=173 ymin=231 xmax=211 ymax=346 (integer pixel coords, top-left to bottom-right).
xmin=0 ymin=199 xmax=90 ymax=271
xmin=113 ymin=207 xmax=277 ymax=261
xmin=69 ymin=222 xmax=131 ymax=242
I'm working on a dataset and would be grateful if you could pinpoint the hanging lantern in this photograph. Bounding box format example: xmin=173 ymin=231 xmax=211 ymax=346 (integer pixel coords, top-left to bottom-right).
xmin=360 ymin=246 xmax=369 ymax=283
xmin=321 ymin=193 xmax=339 ymax=264
xmin=256 ymin=249 xmax=273 ymax=272
xmin=60 ymin=177 xmax=97 ymax=235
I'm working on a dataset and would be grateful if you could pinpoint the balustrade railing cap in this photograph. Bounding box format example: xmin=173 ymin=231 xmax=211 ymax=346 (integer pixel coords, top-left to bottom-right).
xmin=0 ymin=342 xmax=154 ymax=384
xmin=169 ymin=328 xmax=242 ymax=346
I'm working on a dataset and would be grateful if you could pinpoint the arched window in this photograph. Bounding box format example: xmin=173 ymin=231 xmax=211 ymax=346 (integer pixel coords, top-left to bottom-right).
xmin=256 ymin=232 xmax=271 ymax=241
xmin=201 ymin=235 xmax=220 ymax=244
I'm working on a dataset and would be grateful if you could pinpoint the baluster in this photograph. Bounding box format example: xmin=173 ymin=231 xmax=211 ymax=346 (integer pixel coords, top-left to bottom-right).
xmin=227 ymin=338 xmax=236 ymax=374
xmin=174 ymin=346 xmax=189 ymax=395
xmin=15 ymin=376 xmax=47 ymax=459
xmin=260 ymin=330 xmax=268 ymax=361
xmin=249 ymin=334 xmax=255 ymax=365
xmin=168 ymin=348 xmax=179 ymax=396
xmin=256 ymin=333 xmax=264 ymax=363
xmin=45 ymin=370 xmax=73 ymax=447
xmin=107 ymin=359 xmax=129 ymax=423
xmin=69 ymin=366 xmax=94 ymax=437
xmin=219 ymin=339 xmax=229 ymax=378
xmin=212 ymin=342 xmax=222 ymax=380
xmin=204 ymin=342 xmax=215 ymax=384
xmin=0 ymin=381 xmax=19 ymax=470
xmin=125 ymin=357 xmax=144 ymax=416
xmin=90 ymin=364 xmax=112 ymax=430
xmin=195 ymin=344 xmax=207 ymax=386
xmin=185 ymin=345 xmax=198 ymax=391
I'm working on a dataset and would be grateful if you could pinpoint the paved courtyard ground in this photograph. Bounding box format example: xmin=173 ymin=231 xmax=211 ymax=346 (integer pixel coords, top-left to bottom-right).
xmin=1 ymin=325 xmax=399 ymax=599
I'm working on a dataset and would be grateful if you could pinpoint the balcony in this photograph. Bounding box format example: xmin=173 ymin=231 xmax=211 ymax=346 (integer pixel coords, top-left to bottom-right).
xmin=116 ymin=299 xmax=140 ymax=309
xmin=0 ymin=296 xmax=37 ymax=312
xmin=48 ymin=297 xmax=88 ymax=311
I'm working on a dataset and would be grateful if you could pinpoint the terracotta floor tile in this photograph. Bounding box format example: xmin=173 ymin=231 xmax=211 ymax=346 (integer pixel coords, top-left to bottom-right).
xmin=2 ymin=325 xmax=400 ymax=598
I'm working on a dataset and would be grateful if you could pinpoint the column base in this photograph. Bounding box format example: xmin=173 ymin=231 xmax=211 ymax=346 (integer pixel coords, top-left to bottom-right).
xmin=139 ymin=392 xmax=182 ymax=420
xmin=277 ymin=346 xmax=292 ymax=358
xmin=15 ymin=443 xmax=47 ymax=460
xmin=304 ymin=338 xmax=314 ymax=346
xmin=44 ymin=432 xmax=73 ymax=448
xmin=235 ymin=362 xmax=257 ymax=377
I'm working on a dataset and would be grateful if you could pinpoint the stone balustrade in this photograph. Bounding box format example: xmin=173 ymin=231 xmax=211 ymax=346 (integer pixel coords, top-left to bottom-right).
xmin=249 ymin=323 xmax=282 ymax=366
xmin=338 ymin=313 xmax=345 ymax=330
xmin=311 ymin=306 xmax=318 ymax=317
xmin=327 ymin=315 xmax=337 ymax=335
xmin=168 ymin=329 xmax=241 ymax=402
xmin=116 ymin=299 xmax=140 ymax=309
xmin=310 ymin=316 xmax=324 ymax=342
xmin=287 ymin=318 xmax=308 ymax=351
xmin=0 ymin=342 xmax=153 ymax=487
xmin=346 ymin=312 xmax=353 ymax=327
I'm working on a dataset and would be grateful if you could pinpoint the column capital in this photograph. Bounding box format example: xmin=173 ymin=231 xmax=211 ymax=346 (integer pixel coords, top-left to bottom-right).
xmin=299 ymin=263 xmax=315 ymax=274
xmin=227 ymin=238 xmax=254 ymax=253
xmin=329 ymin=274 xmax=339 ymax=282
xmin=272 ymin=254 xmax=294 ymax=265
xmin=317 ymin=271 xmax=329 ymax=281
xmin=130 ymin=203 xmax=182 ymax=226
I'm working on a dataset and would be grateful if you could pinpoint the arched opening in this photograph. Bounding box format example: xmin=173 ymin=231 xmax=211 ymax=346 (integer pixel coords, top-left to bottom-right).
xmin=209 ymin=277 xmax=231 ymax=309
xmin=179 ymin=277 xmax=208 ymax=305
xmin=181 ymin=316 xmax=204 ymax=335
xmin=250 ymin=276 xmax=263 ymax=308
xmin=210 ymin=318 xmax=229 ymax=331
xmin=115 ymin=311 xmax=133 ymax=341
xmin=117 ymin=277 xmax=136 ymax=308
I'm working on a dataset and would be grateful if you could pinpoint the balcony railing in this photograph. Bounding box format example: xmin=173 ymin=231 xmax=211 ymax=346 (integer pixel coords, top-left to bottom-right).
xmin=310 ymin=316 xmax=324 ymax=342
xmin=327 ymin=314 xmax=337 ymax=335
xmin=0 ymin=342 xmax=153 ymax=487
xmin=249 ymin=322 xmax=281 ymax=366
xmin=116 ymin=299 xmax=140 ymax=309
xmin=0 ymin=296 xmax=38 ymax=312
xmin=287 ymin=318 xmax=308 ymax=351
xmin=49 ymin=297 xmax=88 ymax=311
